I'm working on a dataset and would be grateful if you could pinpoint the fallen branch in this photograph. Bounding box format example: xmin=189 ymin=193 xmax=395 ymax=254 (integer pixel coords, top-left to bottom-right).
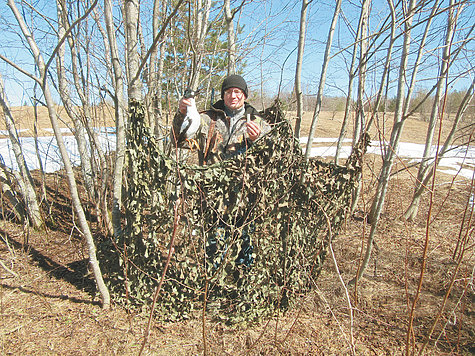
xmin=0 ymin=258 xmax=18 ymax=278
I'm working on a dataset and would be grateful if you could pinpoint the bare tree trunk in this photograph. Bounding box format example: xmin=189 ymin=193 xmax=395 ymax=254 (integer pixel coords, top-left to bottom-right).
xmin=57 ymin=0 xmax=112 ymax=236
xmin=353 ymin=0 xmax=371 ymax=146
xmin=348 ymin=0 xmax=371 ymax=213
xmin=105 ymin=0 xmax=128 ymax=238
xmin=189 ymin=0 xmax=212 ymax=90
xmin=352 ymin=0 xmax=417 ymax=285
xmin=0 ymin=74 xmax=43 ymax=229
xmin=293 ymin=0 xmax=309 ymax=139
xmin=365 ymin=0 xmax=397 ymax=133
xmin=304 ymin=0 xmax=342 ymax=161
xmin=149 ymin=0 xmax=167 ymax=137
xmin=31 ymin=86 xmax=48 ymax=204
xmin=55 ymin=0 xmax=97 ymax=201
xmin=405 ymin=77 xmax=475 ymax=220
xmin=334 ymin=56 xmax=356 ymax=164
xmin=125 ymin=0 xmax=142 ymax=100
xmin=7 ymin=0 xmax=110 ymax=308
xmin=368 ymin=0 xmax=436 ymax=223
xmin=335 ymin=0 xmax=371 ymax=167
xmin=0 ymin=163 xmax=27 ymax=222
xmin=404 ymin=0 xmax=458 ymax=221
xmin=224 ymin=0 xmax=240 ymax=75
xmin=90 ymin=5 xmax=115 ymax=236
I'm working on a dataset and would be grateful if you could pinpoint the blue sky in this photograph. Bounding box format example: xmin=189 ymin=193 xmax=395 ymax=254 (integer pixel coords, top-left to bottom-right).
xmin=238 ymin=0 xmax=474 ymax=100
xmin=0 ymin=0 xmax=473 ymax=106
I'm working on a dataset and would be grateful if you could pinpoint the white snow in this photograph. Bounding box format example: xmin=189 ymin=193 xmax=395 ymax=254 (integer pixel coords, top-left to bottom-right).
xmin=1 ymin=132 xmax=473 ymax=179
xmin=1 ymin=130 xmax=116 ymax=173
xmin=307 ymin=138 xmax=475 ymax=180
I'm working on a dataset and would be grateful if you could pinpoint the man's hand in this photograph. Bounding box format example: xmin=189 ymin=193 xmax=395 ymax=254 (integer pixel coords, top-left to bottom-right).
xmin=178 ymin=97 xmax=193 ymax=115
xmin=246 ymin=121 xmax=261 ymax=141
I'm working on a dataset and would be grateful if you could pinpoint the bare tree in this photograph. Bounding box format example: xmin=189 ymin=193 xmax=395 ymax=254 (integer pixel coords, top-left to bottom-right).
xmin=0 ymin=74 xmax=43 ymax=229
xmin=405 ymin=77 xmax=475 ymax=220
xmin=353 ymin=0 xmax=371 ymax=145
xmin=82 ymin=4 xmax=116 ymax=236
xmin=55 ymin=0 xmax=97 ymax=203
xmin=125 ymin=0 xmax=142 ymax=101
xmin=104 ymin=0 xmax=128 ymax=239
xmin=404 ymin=0 xmax=468 ymax=220
xmin=0 ymin=163 xmax=26 ymax=223
xmin=351 ymin=0 xmax=418 ymax=285
xmin=293 ymin=0 xmax=309 ymax=139
xmin=5 ymin=0 xmax=110 ymax=308
xmin=304 ymin=0 xmax=342 ymax=160
xmin=188 ymin=0 xmax=213 ymax=90
xmin=365 ymin=0 xmax=397 ymax=133
xmin=148 ymin=0 xmax=168 ymax=136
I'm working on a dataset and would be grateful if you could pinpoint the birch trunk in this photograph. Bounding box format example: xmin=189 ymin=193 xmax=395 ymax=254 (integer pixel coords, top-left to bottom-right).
xmin=31 ymin=86 xmax=48 ymax=204
xmin=84 ymin=7 xmax=115 ymax=236
xmin=125 ymin=0 xmax=142 ymax=100
xmin=405 ymin=77 xmax=475 ymax=220
xmin=189 ymin=0 xmax=212 ymax=90
xmin=224 ymin=0 xmax=237 ymax=75
xmin=293 ymin=0 xmax=309 ymax=139
xmin=404 ymin=0 xmax=458 ymax=221
xmin=335 ymin=0 xmax=371 ymax=166
xmin=55 ymin=0 xmax=96 ymax=201
xmin=105 ymin=0 xmax=128 ymax=238
xmin=57 ymin=0 xmax=113 ymax=235
xmin=365 ymin=0 xmax=397 ymax=133
xmin=304 ymin=0 xmax=342 ymax=160
xmin=353 ymin=0 xmax=371 ymax=145
xmin=149 ymin=0 xmax=167 ymax=137
xmin=352 ymin=0 xmax=417 ymax=284
xmin=0 ymin=74 xmax=43 ymax=229
xmin=348 ymin=0 xmax=371 ymax=213
xmin=0 ymin=164 xmax=26 ymax=222
xmin=368 ymin=0 xmax=435 ymax=223
xmin=7 ymin=0 xmax=110 ymax=308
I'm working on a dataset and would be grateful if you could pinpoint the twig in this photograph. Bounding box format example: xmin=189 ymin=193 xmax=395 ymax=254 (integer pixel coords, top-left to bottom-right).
xmin=323 ymin=210 xmax=356 ymax=355
xmin=139 ymin=200 xmax=180 ymax=356
xmin=407 ymin=35 xmax=450 ymax=353
xmin=433 ymin=266 xmax=473 ymax=350
xmin=202 ymin=279 xmax=208 ymax=355
xmin=0 ymin=259 xmax=18 ymax=278
xmin=419 ymin=196 xmax=474 ymax=354
xmin=2 ymin=322 xmax=32 ymax=335
xmin=307 ymin=200 xmax=356 ymax=352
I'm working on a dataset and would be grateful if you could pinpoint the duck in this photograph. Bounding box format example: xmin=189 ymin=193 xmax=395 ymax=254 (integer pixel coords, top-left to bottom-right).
xmin=178 ymin=88 xmax=201 ymax=150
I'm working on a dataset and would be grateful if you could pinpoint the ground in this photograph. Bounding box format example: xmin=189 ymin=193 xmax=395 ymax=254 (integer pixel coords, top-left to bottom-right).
xmin=0 ymin=109 xmax=474 ymax=355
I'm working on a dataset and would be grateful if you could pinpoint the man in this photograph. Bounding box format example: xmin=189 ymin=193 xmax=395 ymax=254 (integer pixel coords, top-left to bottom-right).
xmin=172 ymin=74 xmax=267 ymax=165
xmin=172 ymin=75 xmax=268 ymax=268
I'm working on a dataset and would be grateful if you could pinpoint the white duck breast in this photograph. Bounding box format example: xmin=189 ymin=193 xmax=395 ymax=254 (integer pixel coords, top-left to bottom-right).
xmin=181 ymin=97 xmax=200 ymax=140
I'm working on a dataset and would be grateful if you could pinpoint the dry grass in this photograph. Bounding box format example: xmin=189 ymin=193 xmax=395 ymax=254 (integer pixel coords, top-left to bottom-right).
xmin=0 ymin=105 xmax=116 ymax=137
xmin=0 ymin=106 xmax=474 ymax=355
xmin=2 ymin=104 xmax=456 ymax=144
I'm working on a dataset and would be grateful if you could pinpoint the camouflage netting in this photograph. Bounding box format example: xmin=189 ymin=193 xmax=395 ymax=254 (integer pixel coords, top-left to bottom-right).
xmin=99 ymin=100 xmax=368 ymax=325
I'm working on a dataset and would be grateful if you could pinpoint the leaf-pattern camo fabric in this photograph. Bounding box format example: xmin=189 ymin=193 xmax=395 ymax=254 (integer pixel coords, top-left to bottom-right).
xmin=98 ymin=99 xmax=368 ymax=325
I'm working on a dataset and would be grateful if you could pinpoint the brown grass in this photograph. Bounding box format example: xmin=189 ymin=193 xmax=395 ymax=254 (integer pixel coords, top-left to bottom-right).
xmin=2 ymin=104 xmax=455 ymax=144
xmin=0 ymin=107 xmax=473 ymax=354
xmin=0 ymin=105 xmax=116 ymax=137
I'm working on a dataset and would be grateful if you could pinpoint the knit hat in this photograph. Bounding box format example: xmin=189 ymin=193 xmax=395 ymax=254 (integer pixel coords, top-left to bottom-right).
xmin=221 ymin=74 xmax=248 ymax=99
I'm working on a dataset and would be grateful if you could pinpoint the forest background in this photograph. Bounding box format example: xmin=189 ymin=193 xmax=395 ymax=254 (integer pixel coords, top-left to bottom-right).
xmin=0 ymin=0 xmax=474 ymax=354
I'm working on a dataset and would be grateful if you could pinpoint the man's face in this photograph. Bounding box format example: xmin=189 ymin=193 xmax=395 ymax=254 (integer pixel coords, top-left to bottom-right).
xmin=223 ymin=87 xmax=246 ymax=111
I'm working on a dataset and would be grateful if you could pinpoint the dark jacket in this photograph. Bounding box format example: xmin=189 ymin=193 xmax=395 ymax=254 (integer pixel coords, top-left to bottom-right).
xmin=172 ymin=99 xmax=269 ymax=165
